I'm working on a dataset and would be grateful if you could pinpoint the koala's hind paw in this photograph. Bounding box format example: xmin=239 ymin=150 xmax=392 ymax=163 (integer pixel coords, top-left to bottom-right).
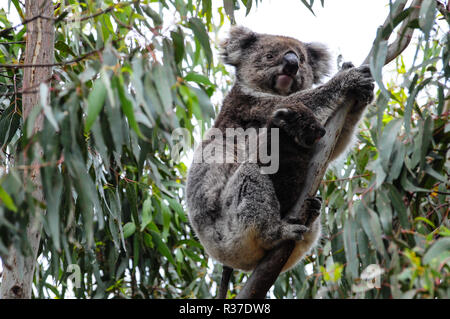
xmin=270 ymin=108 xmax=326 ymax=148
xmin=281 ymin=222 xmax=309 ymax=241
xmin=283 ymin=196 xmax=321 ymax=234
xmin=297 ymin=196 xmax=322 ymax=228
xmin=307 ymin=196 xmax=322 ymax=210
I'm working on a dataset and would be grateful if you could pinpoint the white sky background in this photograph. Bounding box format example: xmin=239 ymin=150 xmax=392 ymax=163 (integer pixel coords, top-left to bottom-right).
xmin=225 ymin=0 xmax=393 ymax=72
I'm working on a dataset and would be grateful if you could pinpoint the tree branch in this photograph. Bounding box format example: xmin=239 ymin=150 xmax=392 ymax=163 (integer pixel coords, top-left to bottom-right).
xmin=217 ymin=266 xmax=233 ymax=299
xmin=0 ymin=41 xmax=26 ymax=45
xmin=235 ymin=0 xmax=423 ymax=299
xmin=0 ymin=13 xmax=51 ymax=37
xmin=0 ymin=47 xmax=102 ymax=69
xmin=362 ymin=0 xmax=423 ymax=65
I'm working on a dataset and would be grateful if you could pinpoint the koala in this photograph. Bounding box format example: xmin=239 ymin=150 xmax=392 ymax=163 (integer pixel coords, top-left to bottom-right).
xmin=186 ymin=26 xmax=374 ymax=273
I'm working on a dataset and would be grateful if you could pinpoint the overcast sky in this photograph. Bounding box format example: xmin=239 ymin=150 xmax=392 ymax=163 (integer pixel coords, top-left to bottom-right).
xmin=227 ymin=0 xmax=392 ymax=71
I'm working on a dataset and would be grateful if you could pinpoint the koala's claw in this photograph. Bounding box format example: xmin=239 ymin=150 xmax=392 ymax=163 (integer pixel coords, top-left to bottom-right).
xmin=306 ymin=196 xmax=322 ymax=210
xmin=354 ymin=79 xmax=375 ymax=105
xmin=357 ymin=64 xmax=372 ymax=75
xmin=341 ymin=62 xmax=355 ymax=70
xmin=339 ymin=64 xmax=375 ymax=107
xmin=283 ymin=196 xmax=321 ymax=232
xmin=297 ymin=196 xmax=322 ymax=228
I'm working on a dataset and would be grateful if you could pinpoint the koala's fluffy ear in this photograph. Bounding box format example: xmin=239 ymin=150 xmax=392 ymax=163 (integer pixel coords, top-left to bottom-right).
xmin=220 ymin=26 xmax=258 ymax=66
xmin=306 ymin=42 xmax=332 ymax=84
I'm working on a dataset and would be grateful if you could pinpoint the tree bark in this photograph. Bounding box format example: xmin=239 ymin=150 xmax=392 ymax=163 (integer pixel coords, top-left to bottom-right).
xmin=236 ymin=0 xmax=423 ymax=299
xmin=0 ymin=0 xmax=54 ymax=299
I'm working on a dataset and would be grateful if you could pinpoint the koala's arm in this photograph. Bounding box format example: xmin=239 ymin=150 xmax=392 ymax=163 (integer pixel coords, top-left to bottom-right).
xmin=286 ymin=64 xmax=374 ymax=160
xmin=217 ymin=87 xmax=315 ymax=133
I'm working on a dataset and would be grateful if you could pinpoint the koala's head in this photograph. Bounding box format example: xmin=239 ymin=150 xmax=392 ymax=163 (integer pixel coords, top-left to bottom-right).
xmin=220 ymin=26 xmax=332 ymax=96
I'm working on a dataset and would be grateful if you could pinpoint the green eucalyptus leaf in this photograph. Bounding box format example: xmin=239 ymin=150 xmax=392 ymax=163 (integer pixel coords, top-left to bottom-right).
xmin=116 ymin=75 xmax=143 ymax=138
xmin=184 ymin=72 xmax=214 ymax=87
xmin=343 ymin=217 xmax=359 ymax=278
xmin=419 ymin=0 xmax=436 ymax=40
xmin=0 ymin=185 xmax=17 ymax=212
xmin=423 ymin=238 xmax=450 ymax=265
xmin=223 ymin=0 xmax=236 ymax=24
xmin=149 ymin=230 xmax=176 ymax=266
xmin=123 ymin=222 xmax=136 ymax=239
xmin=85 ymin=78 xmax=107 ymax=133
xmin=189 ymin=17 xmax=213 ymax=66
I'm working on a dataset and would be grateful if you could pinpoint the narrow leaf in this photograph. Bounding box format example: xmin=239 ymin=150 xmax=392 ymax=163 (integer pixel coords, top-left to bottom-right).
xmin=0 ymin=185 xmax=17 ymax=212
xmin=85 ymin=78 xmax=107 ymax=133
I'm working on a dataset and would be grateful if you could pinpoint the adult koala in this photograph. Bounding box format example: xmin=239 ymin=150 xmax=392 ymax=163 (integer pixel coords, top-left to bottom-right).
xmin=186 ymin=26 xmax=374 ymax=272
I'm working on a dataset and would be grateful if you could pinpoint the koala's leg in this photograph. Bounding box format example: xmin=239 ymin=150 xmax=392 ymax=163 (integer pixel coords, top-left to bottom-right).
xmin=282 ymin=197 xmax=322 ymax=271
xmin=221 ymin=162 xmax=309 ymax=252
xmin=282 ymin=218 xmax=321 ymax=272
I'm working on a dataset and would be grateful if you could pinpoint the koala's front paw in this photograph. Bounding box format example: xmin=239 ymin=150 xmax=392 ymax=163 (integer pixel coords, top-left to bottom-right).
xmin=340 ymin=64 xmax=375 ymax=106
xmin=270 ymin=108 xmax=326 ymax=148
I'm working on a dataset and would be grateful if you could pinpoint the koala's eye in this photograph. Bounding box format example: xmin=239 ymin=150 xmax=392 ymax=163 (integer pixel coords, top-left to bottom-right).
xmin=265 ymin=53 xmax=274 ymax=60
xmin=299 ymin=54 xmax=305 ymax=64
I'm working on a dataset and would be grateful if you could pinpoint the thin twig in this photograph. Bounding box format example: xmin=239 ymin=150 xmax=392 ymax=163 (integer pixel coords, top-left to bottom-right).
xmin=111 ymin=11 xmax=132 ymax=30
xmin=383 ymin=0 xmax=422 ymax=65
xmin=1 ymin=154 xmax=65 ymax=172
xmin=0 ymin=14 xmax=49 ymax=37
xmin=1 ymin=75 xmax=54 ymax=96
xmin=0 ymin=41 xmax=26 ymax=45
xmin=321 ymin=173 xmax=371 ymax=184
xmin=3 ymin=89 xmax=38 ymax=96
xmin=0 ymin=48 xmax=101 ymax=69
xmin=64 ymin=6 xmax=114 ymax=23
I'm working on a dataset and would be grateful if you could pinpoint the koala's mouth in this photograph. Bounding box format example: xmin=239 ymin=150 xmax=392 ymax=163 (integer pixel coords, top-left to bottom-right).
xmin=274 ymin=74 xmax=294 ymax=94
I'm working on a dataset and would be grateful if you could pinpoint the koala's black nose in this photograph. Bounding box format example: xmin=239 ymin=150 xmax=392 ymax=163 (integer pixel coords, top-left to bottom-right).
xmin=318 ymin=127 xmax=326 ymax=138
xmin=282 ymin=52 xmax=299 ymax=76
